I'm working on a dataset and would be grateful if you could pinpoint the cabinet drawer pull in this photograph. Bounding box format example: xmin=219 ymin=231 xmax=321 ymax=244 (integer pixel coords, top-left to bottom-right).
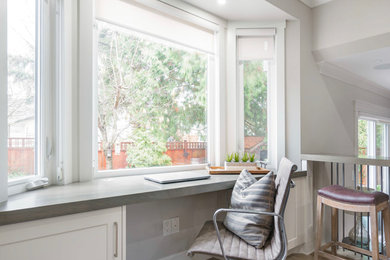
xmin=114 ymin=222 xmax=118 ymax=258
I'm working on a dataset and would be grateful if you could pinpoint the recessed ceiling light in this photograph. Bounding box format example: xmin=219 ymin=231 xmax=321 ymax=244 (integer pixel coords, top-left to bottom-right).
xmin=217 ymin=0 xmax=226 ymax=5
xmin=373 ymin=63 xmax=390 ymax=70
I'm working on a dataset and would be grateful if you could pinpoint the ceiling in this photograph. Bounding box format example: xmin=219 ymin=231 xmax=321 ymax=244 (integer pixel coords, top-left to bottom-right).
xmin=181 ymin=0 xmax=294 ymax=21
xmin=330 ymin=47 xmax=390 ymax=90
xmin=299 ymin=0 xmax=333 ymax=8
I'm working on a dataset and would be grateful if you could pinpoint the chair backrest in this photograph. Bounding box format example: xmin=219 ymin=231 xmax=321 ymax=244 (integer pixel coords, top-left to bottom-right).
xmin=274 ymin=157 xmax=297 ymax=217
xmin=270 ymin=157 xmax=297 ymax=259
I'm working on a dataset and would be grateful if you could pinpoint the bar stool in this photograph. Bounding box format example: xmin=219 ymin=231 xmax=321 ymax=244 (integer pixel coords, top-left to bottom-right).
xmin=315 ymin=185 xmax=390 ymax=260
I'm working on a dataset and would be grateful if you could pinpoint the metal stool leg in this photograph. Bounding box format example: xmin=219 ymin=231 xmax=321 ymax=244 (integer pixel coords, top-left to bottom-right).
xmin=331 ymin=207 xmax=338 ymax=255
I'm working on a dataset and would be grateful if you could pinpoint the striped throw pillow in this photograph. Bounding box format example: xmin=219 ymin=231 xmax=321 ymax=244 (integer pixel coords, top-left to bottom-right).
xmin=223 ymin=169 xmax=276 ymax=248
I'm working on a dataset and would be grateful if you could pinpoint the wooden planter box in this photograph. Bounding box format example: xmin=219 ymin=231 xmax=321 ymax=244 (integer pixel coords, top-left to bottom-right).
xmin=208 ymin=166 xmax=269 ymax=175
xmin=224 ymin=161 xmax=258 ymax=171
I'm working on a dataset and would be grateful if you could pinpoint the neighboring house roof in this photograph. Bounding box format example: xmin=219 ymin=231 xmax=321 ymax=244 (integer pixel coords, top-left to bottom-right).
xmin=244 ymin=136 xmax=264 ymax=150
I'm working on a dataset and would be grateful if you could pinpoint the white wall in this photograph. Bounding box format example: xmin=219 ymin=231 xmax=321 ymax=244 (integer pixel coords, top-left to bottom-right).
xmin=285 ymin=20 xmax=301 ymax=167
xmin=126 ymin=191 xmax=229 ymax=260
xmin=264 ymin=0 xmax=390 ymax=253
xmin=312 ymin=0 xmax=390 ymax=50
xmin=269 ymin=0 xmax=390 ymax=157
xmin=304 ymin=75 xmax=390 ymax=156
xmin=309 ymin=0 xmax=390 ymax=156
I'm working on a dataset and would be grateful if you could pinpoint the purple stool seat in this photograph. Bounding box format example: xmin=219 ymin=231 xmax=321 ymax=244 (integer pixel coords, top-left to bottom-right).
xmin=318 ymin=185 xmax=389 ymax=205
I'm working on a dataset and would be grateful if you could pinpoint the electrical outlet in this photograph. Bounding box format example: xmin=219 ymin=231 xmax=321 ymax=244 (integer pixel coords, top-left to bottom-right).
xmin=163 ymin=219 xmax=172 ymax=236
xmin=163 ymin=217 xmax=179 ymax=236
xmin=171 ymin=217 xmax=179 ymax=234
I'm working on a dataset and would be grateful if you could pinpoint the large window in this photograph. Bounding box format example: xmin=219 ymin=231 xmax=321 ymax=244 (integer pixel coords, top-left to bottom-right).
xmin=238 ymin=33 xmax=275 ymax=162
xmin=7 ymin=0 xmax=40 ymax=181
xmin=95 ymin=0 xmax=214 ymax=172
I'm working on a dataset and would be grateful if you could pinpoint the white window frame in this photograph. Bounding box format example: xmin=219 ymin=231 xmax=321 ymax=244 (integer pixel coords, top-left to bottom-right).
xmin=355 ymin=100 xmax=390 ymax=193
xmin=354 ymin=100 xmax=390 ymax=157
xmin=0 ymin=0 xmax=57 ymax=198
xmin=55 ymin=0 xmax=78 ymax=185
xmin=226 ymin=21 xmax=286 ymax=170
xmin=0 ymin=0 xmax=7 ymax=202
xmin=78 ymin=0 xmax=227 ymax=180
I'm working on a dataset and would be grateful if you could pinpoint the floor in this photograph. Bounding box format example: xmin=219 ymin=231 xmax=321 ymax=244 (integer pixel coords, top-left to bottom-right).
xmin=163 ymin=249 xmax=366 ymax=260
xmin=205 ymin=252 xmax=363 ymax=260
xmin=288 ymin=250 xmax=366 ymax=260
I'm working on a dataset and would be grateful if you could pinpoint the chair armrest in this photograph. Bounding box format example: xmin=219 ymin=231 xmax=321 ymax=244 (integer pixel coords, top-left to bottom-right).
xmin=212 ymin=209 xmax=288 ymax=260
xmin=258 ymin=161 xmax=268 ymax=168
xmin=290 ymin=179 xmax=296 ymax=188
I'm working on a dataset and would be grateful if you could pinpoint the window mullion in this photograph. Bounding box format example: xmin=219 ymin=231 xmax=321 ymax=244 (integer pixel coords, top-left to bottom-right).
xmin=383 ymin=124 xmax=389 ymax=157
xmin=0 ymin=0 xmax=8 ymax=202
xmin=367 ymin=121 xmax=376 ymax=189
xmin=79 ymin=0 xmax=96 ymax=181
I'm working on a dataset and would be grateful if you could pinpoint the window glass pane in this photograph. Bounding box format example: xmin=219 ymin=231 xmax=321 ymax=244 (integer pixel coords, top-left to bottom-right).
xmin=376 ymin=122 xmax=385 ymax=157
xmin=243 ymin=60 xmax=269 ymax=161
xmin=97 ymin=21 xmax=208 ymax=170
xmin=358 ymin=119 xmax=368 ymax=157
xmin=7 ymin=0 xmax=37 ymax=180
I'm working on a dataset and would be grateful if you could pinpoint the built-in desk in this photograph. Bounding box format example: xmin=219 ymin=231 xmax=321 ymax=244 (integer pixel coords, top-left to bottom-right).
xmin=0 ymin=171 xmax=307 ymax=260
xmin=0 ymin=171 xmax=306 ymax=226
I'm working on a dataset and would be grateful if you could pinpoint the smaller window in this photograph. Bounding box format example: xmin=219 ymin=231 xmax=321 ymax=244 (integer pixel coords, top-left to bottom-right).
xmin=358 ymin=118 xmax=390 ymax=158
xmin=237 ymin=33 xmax=275 ymax=162
xmin=358 ymin=117 xmax=390 ymax=191
xmin=7 ymin=0 xmax=41 ymax=181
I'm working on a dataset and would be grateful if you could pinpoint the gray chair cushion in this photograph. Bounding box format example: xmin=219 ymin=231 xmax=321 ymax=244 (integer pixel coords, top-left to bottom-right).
xmin=187 ymin=221 xmax=278 ymax=260
xmin=223 ymin=170 xmax=276 ymax=248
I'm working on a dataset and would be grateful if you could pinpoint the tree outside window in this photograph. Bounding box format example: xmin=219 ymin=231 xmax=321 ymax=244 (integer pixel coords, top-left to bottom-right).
xmin=97 ymin=21 xmax=208 ymax=170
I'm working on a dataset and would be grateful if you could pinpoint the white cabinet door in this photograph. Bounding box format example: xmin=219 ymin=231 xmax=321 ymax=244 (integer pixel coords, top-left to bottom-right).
xmin=0 ymin=207 xmax=125 ymax=260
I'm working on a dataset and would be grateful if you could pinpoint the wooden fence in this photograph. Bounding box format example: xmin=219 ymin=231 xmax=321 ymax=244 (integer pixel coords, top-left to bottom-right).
xmin=8 ymin=138 xmax=207 ymax=173
xmin=98 ymin=141 xmax=207 ymax=170
xmin=8 ymin=138 xmax=35 ymax=175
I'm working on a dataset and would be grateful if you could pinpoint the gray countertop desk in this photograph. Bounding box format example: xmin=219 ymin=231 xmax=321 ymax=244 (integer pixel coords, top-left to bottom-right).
xmin=0 ymin=171 xmax=307 ymax=226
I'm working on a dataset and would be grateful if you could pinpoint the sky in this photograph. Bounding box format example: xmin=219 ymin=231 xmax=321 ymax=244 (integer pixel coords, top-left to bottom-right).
xmin=8 ymin=0 xmax=36 ymax=57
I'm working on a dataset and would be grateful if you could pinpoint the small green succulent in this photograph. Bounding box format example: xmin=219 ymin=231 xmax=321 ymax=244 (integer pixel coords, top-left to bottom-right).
xmin=249 ymin=153 xmax=256 ymax=162
xmin=233 ymin=152 xmax=240 ymax=162
xmin=225 ymin=153 xmax=233 ymax=162
xmin=241 ymin=152 xmax=249 ymax=162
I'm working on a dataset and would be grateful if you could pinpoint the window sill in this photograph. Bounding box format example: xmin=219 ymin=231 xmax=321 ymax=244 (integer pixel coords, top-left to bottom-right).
xmin=8 ymin=175 xmax=41 ymax=196
xmin=0 ymin=170 xmax=307 ymax=226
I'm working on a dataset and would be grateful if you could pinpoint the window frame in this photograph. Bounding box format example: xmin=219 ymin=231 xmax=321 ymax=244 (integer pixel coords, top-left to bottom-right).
xmin=354 ymin=100 xmax=390 ymax=157
xmin=0 ymin=0 xmax=7 ymax=202
xmin=355 ymin=100 xmax=390 ymax=193
xmin=237 ymin=38 xmax=275 ymax=163
xmin=358 ymin=117 xmax=390 ymax=158
xmin=1 ymin=0 xmax=57 ymax=197
xmin=94 ymin=20 xmax=213 ymax=176
xmin=78 ymin=0 xmax=225 ymax=180
xmin=7 ymin=0 xmax=45 ymax=189
xmin=226 ymin=22 xmax=286 ymax=170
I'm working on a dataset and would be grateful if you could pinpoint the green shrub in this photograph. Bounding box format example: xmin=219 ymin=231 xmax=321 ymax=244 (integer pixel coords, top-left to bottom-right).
xmin=233 ymin=152 xmax=240 ymax=162
xmin=242 ymin=152 xmax=249 ymax=162
xmin=225 ymin=153 xmax=233 ymax=162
